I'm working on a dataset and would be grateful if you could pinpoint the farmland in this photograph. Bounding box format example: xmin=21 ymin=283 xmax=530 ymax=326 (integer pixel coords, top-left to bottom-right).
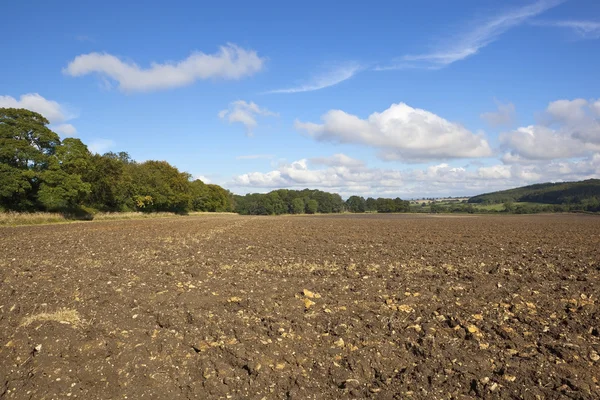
xmin=1 ymin=214 xmax=599 ymax=399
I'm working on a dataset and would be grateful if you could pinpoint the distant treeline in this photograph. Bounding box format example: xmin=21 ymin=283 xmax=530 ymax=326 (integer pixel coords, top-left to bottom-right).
xmin=468 ymin=179 xmax=600 ymax=212
xmin=234 ymin=191 xmax=410 ymax=215
xmin=1 ymin=108 xmax=234 ymax=215
xmin=3 ymin=108 xmax=599 ymax=217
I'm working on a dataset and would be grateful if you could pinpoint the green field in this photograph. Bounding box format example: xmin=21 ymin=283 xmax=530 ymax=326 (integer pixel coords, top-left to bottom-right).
xmin=472 ymin=202 xmax=552 ymax=211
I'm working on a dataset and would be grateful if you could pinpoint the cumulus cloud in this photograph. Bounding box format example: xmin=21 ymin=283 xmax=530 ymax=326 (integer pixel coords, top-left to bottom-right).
xmin=230 ymin=153 xmax=600 ymax=198
xmin=232 ymin=156 xmax=404 ymax=196
xmin=64 ymin=44 xmax=265 ymax=92
xmin=54 ymin=124 xmax=77 ymax=137
xmin=531 ymin=20 xmax=600 ymax=39
xmin=265 ymin=62 xmax=361 ymax=94
xmin=295 ymin=102 xmax=492 ymax=161
xmin=380 ymin=0 xmax=562 ymax=70
xmin=88 ymin=139 xmax=115 ymax=154
xmin=481 ymin=101 xmax=516 ymax=127
xmin=194 ymin=175 xmax=212 ymax=184
xmin=0 ymin=93 xmax=79 ymax=137
xmin=0 ymin=93 xmax=70 ymax=123
xmin=591 ymin=100 xmax=600 ymax=116
xmin=219 ymin=100 xmax=277 ymax=136
xmin=501 ymin=99 xmax=600 ymax=160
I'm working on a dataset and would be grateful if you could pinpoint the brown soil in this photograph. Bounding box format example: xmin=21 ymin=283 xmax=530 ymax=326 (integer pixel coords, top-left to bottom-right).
xmin=1 ymin=214 xmax=599 ymax=399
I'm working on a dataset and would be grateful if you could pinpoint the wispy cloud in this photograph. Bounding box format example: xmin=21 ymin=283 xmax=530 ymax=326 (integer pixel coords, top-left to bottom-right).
xmin=379 ymin=0 xmax=563 ymax=70
xmin=531 ymin=20 xmax=600 ymax=39
xmin=265 ymin=62 xmax=361 ymax=94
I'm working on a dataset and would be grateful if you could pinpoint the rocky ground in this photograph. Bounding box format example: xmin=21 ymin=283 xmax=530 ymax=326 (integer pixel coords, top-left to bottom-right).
xmin=1 ymin=213 xmax=599 ymax=399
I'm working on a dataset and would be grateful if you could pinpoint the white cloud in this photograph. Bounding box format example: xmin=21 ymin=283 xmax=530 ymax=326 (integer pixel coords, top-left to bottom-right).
xmin=546 ymin=98 xmax=588 ymax=123
xmin=481 ymin=101 xmax=516 ymax=127
xmin=219 ymin=100 xmax=277 ymax=136
xmin=64 ymin=44 xmax=265 ymax=92
xmin=0 ymin=93 xmax=79 ymax=137
xmin=501 ymin=99 xmax=600 ymax=160
xmin=194 ymin=175 xmax=211 ymax=184
xmin=295 ymin=102 xmax=492 ymax=161
xmin=230 ymin=153 xmax=600 ymax=198
xmin=54 ymin=124 xmax=77 ymax=137
xmin=0 ymin=93 xmax=70 ymax=123
xmin=88 ymin=139 xmax=115 ymax=154
xmin=531 ymin=20 xmax=600 ymax=39
xmin=265 ymin=62 xmax=361 ymax=94
xmin=310 ymin=153 xmax=365 ymax=168
xmin=232 ymin=156 xmax=404 ymax=196
xmin=380 ymin=0 xmax=562 ymax=69
xmin=592 ymin=100 xmax=600 ymax=116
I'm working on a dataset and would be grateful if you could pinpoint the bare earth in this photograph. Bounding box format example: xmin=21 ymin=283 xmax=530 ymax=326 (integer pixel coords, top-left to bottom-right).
xmin=1 ymin=214 xmax=599 ymax=399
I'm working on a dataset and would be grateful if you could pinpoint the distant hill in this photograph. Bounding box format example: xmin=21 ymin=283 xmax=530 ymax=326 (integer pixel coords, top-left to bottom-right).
xmin=468 ymin=179 xmax=600 ymax=205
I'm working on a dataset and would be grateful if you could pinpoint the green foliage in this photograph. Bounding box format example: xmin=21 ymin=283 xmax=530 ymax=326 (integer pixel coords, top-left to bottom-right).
xmin=375 ymin=197 xmax=409 ymax=213
xmin=469 ymin=179 xmax=600 ymax=212
xmin=86 ymin=152 xmax=133 ymax=210
xmin=3 ymin=107 xmax=596 ymax=218
xmin=291 ymin=198 xmax=305 ymax=214
xmin=306 ymin=199 xmax=318 ymax=214
xmin=129 ymin=161 xmax=192 ymax=212
xmin=37 ymin=167 xmax=91 ymax=210
xmin=0 ymin=108 xmax=233 ymax=215
xmin=0 ymin=108 xmax=60 ymax=170
xmin=503 ymin=201 xmax=515 ymax=213
xmin=346 ymin=196 xmax=366 ymax=213
xmin=0 ymin=108 xmax=61 ymax=210
xmin=365 ymin=197 xmax=377 ymax=212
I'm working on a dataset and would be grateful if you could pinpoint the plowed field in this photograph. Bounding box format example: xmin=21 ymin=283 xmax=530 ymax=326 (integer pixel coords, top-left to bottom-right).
xmin=1 ymin=214 xmax=599 ymax=399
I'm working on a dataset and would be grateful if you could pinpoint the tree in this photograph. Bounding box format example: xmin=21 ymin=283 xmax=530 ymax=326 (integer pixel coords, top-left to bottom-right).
xmin=393 ymin=197 xmax=410 ymax=212
xmin=37 ymin=166 xmax=91 ymax=210
xmin=291 ymin=198 xmax=305 ymax=214
xmin=306 ymin=199 xmax=318 ymax=214
xmin=376 ymin=197 xmax=396 ymax=213
xmin=268 ymin=192 xmax=286 ymax=215
xmin=0 ymin=108 xmax=61 ymax=210
xmin=346 ymin=196 xmax=366 ymax=213
xmin=130 ymin=161 xmax=192 ymax=212
xmin=86 ymin=152 xmax=133 ymax=210
xmin=37 ymin=138 xmax=93 ymax=211
xmin=365 ymin=197 xmax=377 ymax=212
xmin=503 ymin=201 xmax=515 ymax=213
xmin=430 ymin=203 xmax=442 ymax=213
xmin=55 ymin=138 xmax=92 ymax=176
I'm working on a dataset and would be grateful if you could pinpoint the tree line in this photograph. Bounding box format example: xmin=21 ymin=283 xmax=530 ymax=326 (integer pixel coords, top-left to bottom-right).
xmin=1 ymin=108 xmax=233 ymax=215
xmin=234 ymin=191 xmax=410 ymax=215
xmin=1 ymin=108 xmax=412 ymax=217
xmin=10 ymin=107 xmax=592 ymax=217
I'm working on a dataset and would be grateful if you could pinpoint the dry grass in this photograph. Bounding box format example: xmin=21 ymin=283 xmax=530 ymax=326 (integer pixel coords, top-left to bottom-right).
xmin=21 ymin=308 xmax=82 ymax=328
xmin=0 ymin=211 xmax=188 ymax=226
xmin=0 ymin=211 xmax=240 ymax=227
xmin=0 ymin=212 xmax=67 ymax=226
xmin=93 ymin=212 xmax=180 ymax=221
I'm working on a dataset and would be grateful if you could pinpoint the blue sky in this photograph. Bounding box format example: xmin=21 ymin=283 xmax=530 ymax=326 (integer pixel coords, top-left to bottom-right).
xmin=2 ymin=0 xmax=599 ymax=198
